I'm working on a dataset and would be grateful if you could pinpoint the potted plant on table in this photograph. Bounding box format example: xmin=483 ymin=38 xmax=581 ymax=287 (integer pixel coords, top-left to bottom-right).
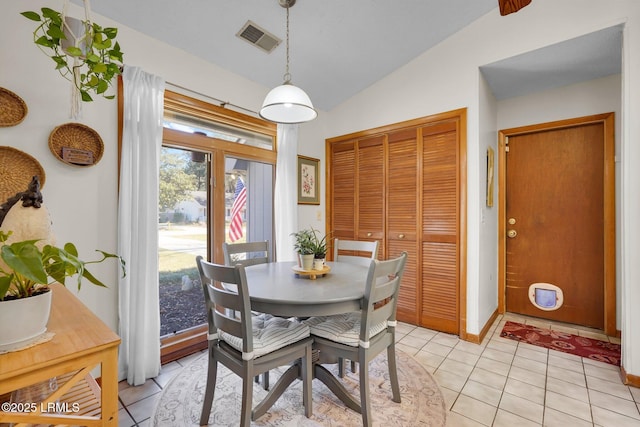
xmin=0 ymin=230 xmax=125 ymax=350
xmin=310 ymin=227 xmax=330 ymax=270
xmin=291 ymin=229 xmax=315 ymax=270
xmin=291 ymin=228 xmax=332 ymax=271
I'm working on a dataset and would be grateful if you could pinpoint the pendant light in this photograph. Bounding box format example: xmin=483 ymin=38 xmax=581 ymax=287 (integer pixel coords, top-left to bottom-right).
xmin=260 ymin=0 xmax=317 ymax=124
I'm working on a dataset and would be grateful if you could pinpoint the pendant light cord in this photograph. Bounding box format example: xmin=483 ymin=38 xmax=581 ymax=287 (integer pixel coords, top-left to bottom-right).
xmin=283 ymin=4 xmax=291 ymax=84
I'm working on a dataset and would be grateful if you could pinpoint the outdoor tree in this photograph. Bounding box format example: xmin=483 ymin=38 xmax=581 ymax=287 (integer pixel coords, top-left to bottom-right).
xmin=185 ymin=159 xmax=207 ymax=191
xmin=159 ymin=151 xmax=196 ymax=212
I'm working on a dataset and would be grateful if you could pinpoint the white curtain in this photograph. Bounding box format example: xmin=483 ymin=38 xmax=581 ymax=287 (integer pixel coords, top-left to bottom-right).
xmin=274 ymin=124 xmax=299 ymax=262
xmin=118 ymin=66 xmax=165 ymax=385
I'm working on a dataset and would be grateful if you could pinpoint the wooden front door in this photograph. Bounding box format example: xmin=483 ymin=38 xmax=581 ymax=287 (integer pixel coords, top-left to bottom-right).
xmin=500 ymin=113 xmax=615 ymax=332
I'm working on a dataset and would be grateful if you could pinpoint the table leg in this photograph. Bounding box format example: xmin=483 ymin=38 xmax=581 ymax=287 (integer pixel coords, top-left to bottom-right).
xmin=313 ymin=364 xmax=361 ymax=413
xmin=251 ymin=364 xmax=300 ymax=420
xmin=101 ymin=347 xmax=119 ymax=426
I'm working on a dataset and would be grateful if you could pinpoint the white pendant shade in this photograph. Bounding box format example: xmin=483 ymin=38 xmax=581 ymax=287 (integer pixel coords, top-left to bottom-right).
xmin=260 ymin=83 xmax=317 ymax=124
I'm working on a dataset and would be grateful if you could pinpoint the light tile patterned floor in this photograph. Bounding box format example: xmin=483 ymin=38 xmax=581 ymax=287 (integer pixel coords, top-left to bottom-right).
xmin=117 ymin=313 xmax=640 ymax=426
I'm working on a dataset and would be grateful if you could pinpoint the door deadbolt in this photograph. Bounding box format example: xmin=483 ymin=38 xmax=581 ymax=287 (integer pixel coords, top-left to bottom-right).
xmin=508 ymin=218 xmax=516 ymax=225
xmin=507 ymin=229 xmax=517 ymax=238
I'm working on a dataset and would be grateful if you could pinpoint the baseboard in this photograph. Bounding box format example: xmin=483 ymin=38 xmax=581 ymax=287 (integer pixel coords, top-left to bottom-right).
xmin=620 ymin=366 xmax=640 ymax=388
xmin=464 ymin=309 xmax=499 ymax=344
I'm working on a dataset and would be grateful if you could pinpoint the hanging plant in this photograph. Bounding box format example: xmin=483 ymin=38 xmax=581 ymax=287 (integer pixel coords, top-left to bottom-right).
xmin=21 ymin=6 xmax=124 ymax=102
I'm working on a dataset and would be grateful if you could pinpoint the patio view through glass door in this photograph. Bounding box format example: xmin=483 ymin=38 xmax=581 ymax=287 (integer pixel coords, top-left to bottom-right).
xmin=158 ymin=146 xmax=209 ymax=337
xmin=157 ymin=149 xmax=274 ymax=336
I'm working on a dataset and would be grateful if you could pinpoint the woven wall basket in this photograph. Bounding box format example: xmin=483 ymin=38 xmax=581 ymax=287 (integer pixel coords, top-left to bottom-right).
xmin=0 ymin=146 xmax=46 ymax=203
xmin=0 ymin=88 xmax=28 ymax=127
xmin=49 ymin=123 xmax=104 ymax=167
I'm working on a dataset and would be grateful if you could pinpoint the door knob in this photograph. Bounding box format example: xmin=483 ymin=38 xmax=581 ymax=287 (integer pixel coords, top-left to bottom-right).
xmin=398 ymin=234 xmax=405 ymax=239
xmin=507 ymin=229 xmax=517 ymax=238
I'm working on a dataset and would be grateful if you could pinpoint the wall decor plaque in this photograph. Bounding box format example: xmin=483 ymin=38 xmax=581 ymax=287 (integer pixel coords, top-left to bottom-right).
xmin=49 ymin=123 xmax=104 ymax=167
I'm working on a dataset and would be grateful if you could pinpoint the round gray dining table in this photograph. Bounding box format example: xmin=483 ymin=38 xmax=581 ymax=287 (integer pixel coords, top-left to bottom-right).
xmin=244 ymin=261 xmax=369 ymax=318
xmin=243 ymin=260 xmax=371 ymax=415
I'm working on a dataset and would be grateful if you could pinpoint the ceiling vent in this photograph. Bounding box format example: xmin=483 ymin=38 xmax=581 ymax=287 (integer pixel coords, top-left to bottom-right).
xmin=236 ymin=20 xmax=281 ymax=53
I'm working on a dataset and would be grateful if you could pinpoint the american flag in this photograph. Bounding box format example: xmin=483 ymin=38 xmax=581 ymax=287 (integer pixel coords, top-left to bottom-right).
xmin=229 ymin=177 xmax=247 ymax=242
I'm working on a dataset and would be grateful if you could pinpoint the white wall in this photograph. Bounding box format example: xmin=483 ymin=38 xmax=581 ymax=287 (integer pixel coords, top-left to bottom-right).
xmin=477 ymin=72 xmax=499 ymax=336
xmin=323 ymin=0 xmax=640 ymax=376
xmin=297 ymin=113 xmax=329 ymax=235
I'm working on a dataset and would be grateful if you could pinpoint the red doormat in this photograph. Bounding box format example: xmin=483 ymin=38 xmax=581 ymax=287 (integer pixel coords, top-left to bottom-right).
xmin=500 ymin=321 xmax=621 ymax=366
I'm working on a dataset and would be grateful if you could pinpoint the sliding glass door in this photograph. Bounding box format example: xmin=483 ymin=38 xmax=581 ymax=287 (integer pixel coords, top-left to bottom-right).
xmin=158 ymin=91 xmax=277 ymax=362
xmin=158 ymin=146 xmax=209 ymax=337
xmin=224 ymin=156 xmax=273 ymax=248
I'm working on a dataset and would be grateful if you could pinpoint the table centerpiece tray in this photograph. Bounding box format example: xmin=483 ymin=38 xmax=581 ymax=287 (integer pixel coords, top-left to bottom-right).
xmin=292 ymin=265 xmax=331 ymax=280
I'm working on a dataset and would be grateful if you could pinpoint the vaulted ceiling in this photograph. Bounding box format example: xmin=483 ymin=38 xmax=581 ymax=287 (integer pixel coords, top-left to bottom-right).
xmin=77 ymin=1 xmax=622 ymax=111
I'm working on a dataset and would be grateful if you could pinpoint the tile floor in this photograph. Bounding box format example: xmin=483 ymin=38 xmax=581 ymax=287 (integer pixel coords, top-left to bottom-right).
xmin=117 ymin=313 xmax=640 ymax=426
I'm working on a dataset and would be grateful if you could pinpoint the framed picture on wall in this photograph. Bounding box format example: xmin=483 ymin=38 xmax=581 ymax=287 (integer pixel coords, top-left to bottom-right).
xmin=297 ymin=155 xmax=320 ymax=205
xmin=486 ymin=147 xmax=495 ymax=207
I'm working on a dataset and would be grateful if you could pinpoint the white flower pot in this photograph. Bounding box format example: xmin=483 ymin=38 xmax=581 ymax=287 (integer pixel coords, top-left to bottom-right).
xmin=299 ymin=254 xmax=314 ymax=271
xmin=61 ymin=16 xmax=91 ymax=56
xmin=0 ymin=290 xmax=52 ymax=351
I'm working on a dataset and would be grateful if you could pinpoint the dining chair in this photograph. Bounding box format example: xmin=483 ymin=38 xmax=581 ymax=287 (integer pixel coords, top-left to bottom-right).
xmin=223 ymin=240 xmax=271 ymax=267
xmin=303 ymin=251 xmax=408 ymax=427
xmin=332 ymin=238 xmax=380 ymax=376
xmin=333 ymin=238 xmax=379 ymax=266
xmin=195 ymin=256 xmax=313 ymax=426
xmin=222 ymin=240 xmax=272 ymax=389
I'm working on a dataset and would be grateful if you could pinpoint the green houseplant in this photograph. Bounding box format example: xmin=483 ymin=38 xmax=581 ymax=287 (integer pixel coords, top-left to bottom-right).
xmin=291 ymin=229 xmax=315 ymax=270
xmin=21 ymin=7 xmax=124 ymax=102
xmin=310 ymin=227 xmax=331 ymax=260
xmin=0 ymin=230 xmax=125 ymax=349
xmin=292 ymin=227 xmax=331 ymax=270
xmin=0 ymin=230 xmax=125 ymax=301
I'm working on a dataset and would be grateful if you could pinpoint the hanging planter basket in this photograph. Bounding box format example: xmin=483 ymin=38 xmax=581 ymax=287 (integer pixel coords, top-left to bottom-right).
xmin=21 ymin=2 xmax=124 ymax=112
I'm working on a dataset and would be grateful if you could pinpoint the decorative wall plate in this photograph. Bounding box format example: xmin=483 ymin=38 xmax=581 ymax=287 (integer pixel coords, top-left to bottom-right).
xmin=0 ymin=146 xmax=46 ymax=202
xmin=49 ymin=123 xmax=104 ymax=167
xmin=0 ymin=88 xmax=28 ymax=127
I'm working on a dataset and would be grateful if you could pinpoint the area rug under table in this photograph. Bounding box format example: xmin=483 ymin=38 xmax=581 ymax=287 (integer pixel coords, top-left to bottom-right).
xmin=500 ymin=321 xmax=621 ymax=366
xmin=153 ymin=350 xmax=446 ymax=426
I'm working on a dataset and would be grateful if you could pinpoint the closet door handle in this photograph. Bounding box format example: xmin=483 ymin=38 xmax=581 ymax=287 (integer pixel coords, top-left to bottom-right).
xmin=398 ymin=234 xmax=405 ymax=239
xmin=366 ymin=232 xmax=372 ymax=237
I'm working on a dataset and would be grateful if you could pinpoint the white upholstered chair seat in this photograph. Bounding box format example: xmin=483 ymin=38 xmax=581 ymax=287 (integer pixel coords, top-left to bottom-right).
xmin=219 ymin=314 xmax=310 ymax=358
xmin=304 ymin=313 xmax=387 ymax=347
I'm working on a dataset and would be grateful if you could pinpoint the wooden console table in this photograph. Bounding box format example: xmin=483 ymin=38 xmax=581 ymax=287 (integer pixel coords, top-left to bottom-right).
xmin=0 ymin=284 xmax=120 ymax=426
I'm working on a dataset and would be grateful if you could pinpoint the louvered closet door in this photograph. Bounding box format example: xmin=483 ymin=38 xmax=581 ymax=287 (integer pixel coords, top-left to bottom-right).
xmin=357 ymin=136 xmax=385 ymax=253
xmin=387 ymin=128 xmax=419 ymax=324
xmin=329 ymin=141 xmax=356 ymax=253
xmin=421 ymin=121 xmax=459 ymax=333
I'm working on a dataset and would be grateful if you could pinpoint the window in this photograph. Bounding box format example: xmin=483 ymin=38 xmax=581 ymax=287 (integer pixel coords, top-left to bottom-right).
xmin=159 ymin=91 xmax=277 ymax=363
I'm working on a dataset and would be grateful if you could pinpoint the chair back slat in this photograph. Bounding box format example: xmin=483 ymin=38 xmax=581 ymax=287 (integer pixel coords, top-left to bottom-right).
xmin=360 ymin=252 xmax=408 ymax=342
xmin=210 ymin=285 xmax=244 ymax=313
xmin=333 ymin=238 xmax=379 ymax=266
xmin=223 ymin=241 xmax=271 ymax=267
xmin=213 ymin=306 xmax=243 ymax=338
xmin=196 ymin=256 xmax=254 ymax=352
